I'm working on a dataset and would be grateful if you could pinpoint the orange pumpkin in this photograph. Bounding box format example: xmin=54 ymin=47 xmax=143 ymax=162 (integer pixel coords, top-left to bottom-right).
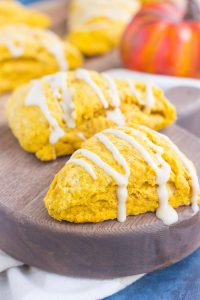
xmin=120 ymin=0 xmax=200 ymax=78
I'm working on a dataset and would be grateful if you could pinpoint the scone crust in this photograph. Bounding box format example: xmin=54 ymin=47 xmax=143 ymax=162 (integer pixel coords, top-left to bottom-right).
xmin=67 ymin=0 xmax=140 ymax=55
xmin=6 ymin=71 xmax=176 ymax=161
xmin=0 ymin=1 xmax=51 ymax=28
xmin=0 ymin=25 xmax=83 ymax=93
xmin=44 ymin=124 xmax=200 ymax=223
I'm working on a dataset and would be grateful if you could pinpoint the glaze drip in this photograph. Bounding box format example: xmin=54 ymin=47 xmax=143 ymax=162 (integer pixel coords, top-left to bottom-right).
xmin=68 ymin=158 xmax=97 ymax=180
xmin=146 ymin=82 xmax=156 ymax=109
xmin=140 ymin=125 xmax=200 ymax=214
xmin=75 ymin=69 xmax=125 ymax=126
xmin=103 ymin=73 xmax=125 ymax=126
xmin=126 ymin=79 xmax=141 ymax=101
xmin=126 ymin=79 xmax=156 ymax=109
xmin=159 ymin=133 xmax=199 ymax=213
xmin=25 ymin=80 xmax=65 ymax=144
xmin=96 ymin=132 xmax=130 ymax=221
xmin=45 ymin=72 xmax=75 ymax=128
xmin=37 ymin=29 xmax=68 ymax=71
xmin=104 ymin=128 xmax=177 ymax=225
xmin=75 ymin=69 xmax=108 ymax=108
xmin=25 ymin=72 xmax=77 ymax=144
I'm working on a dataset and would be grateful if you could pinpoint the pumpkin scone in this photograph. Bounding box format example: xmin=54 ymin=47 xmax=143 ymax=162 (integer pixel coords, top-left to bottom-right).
xmin=0 ymin=1 xmax=50 ymax=28
xmin=0 ymin=25 xmax=83 ymax=93
xmin=67 ymin=0 xmax=140 ymax=56
xmin=44 ymin=125 xmax=200 ymax=225
xmin=6 ymin=69 xmax=176 ymax=161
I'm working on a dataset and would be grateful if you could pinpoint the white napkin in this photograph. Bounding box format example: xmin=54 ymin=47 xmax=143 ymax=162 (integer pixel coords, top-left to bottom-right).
xmin=0 ymin=250 xmax=144 ymax=300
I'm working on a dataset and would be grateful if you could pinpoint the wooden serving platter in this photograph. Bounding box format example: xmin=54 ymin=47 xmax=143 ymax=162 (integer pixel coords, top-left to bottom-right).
xmin=1 ymin=96 xmax=200 ymax=278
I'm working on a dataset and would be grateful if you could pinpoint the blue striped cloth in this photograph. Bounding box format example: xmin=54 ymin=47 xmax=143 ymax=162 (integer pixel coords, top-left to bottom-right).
xmin=106 ymin=247 xmax=200 ymax=300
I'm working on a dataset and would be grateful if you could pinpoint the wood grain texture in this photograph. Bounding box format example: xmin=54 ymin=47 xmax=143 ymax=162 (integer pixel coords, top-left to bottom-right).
xmin=1 ymin=95 xmax=200 ymax=278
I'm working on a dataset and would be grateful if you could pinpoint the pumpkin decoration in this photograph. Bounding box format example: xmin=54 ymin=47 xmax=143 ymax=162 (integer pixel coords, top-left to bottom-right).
xmin=120 ymin=0 xmax=200 ymax=78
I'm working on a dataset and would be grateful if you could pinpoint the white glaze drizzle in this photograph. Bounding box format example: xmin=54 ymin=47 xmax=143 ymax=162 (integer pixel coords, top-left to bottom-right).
xmin=126 ymin=79 xmax=141 ymax=101
xmin=139 ymin=125 xmax=200 ymax=214
xmin=102 ymin=73 xmax=125 ymax=126
xmin=127 ymin=128 xmax=178 ymax=224
xmin=75 ymin=148 xmax=126 ymax=185
xmin=36 ymin=29 xmax=68 ymax=71
xmin=146 ymin=82 xmax=156 ymax=109
xmin=68 ymin=126 xmax=199 ymax=223
xmin=25 ymin=80 xmax=65 ymax=144
xmin=0 ymin=38 xmax=23 ymax=56
xmin=75 ymin=70 xmax=125 ymax=126
xmin=106 ymin=109 xmax=125 ymax=126
xmin=68 ymin=0 xmax=138 ymax=31
xmin=74 ymin=147 xmax=128 ymax=221
xmin=67 ymin=158 xmax=97 ymax=180
xmin=25 ymin=72 xmax=78 ymax=144
xmin=75 ymin=69 xmax=108 ymax=108
xmin=102 ymin=74 xmax=120 ymax=107
xmin=70 ymin=127 xmax=182 ymax=224
xmin=104 ymin=128 xmax=177 ymax=225
xmin=69 ymin=136 xmax=129 ymax=222
xmin=45 ymin=72 xmax=75 ymax=128
xmin=0 ymin=26 xmax=67 ymax=70
xmin=126 ymin=79 xmax=156 ymax=109
xmin=158 ymin=132 xmax=199 ymax=213
xmin=96 ymin=132 xmax=130 ymax=221
xmin=0 ymin=27 xmax=24 ymax=56
xmin=77 ymin=132 xmax=86 ymax=141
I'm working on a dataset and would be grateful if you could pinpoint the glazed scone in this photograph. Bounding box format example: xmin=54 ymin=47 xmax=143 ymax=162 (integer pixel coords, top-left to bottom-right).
xmin=44 ymin=125 xmax=200 ymax=224
xmin=6 ymin=69 xmax=176 ymax=161
xmin=0 ymin=25 xmax=83 ymax=93
xmin=0 ymin=1 xmax=50 ymax=28
xmin=67 ymin=0 xmax=140 ymax=56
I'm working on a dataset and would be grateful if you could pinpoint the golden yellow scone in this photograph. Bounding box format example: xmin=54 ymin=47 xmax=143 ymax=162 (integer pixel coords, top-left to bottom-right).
xmin=67 ymin=0 xmax=140 ymax=56
xmin=44 ymin=125 xmax=200 ymax=224
xmin=0 ymin=1 xmax=50 ymax=28
xmin=0 ymin=25 xmax=83 ymax=93
xmin=6 ymin=69 xmax=176 ymax=161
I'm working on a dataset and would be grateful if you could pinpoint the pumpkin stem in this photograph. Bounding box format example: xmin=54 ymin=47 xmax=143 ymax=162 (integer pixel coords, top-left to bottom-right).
xmin=184 ymin=0 xmax=200 ymax=20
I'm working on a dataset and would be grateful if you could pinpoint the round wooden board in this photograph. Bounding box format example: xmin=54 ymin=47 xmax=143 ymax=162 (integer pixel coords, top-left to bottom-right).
xmin=1 ymin=0 xmax=199 ymax=279
xmin=1 ymin=94 xmax=200 ymax=278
